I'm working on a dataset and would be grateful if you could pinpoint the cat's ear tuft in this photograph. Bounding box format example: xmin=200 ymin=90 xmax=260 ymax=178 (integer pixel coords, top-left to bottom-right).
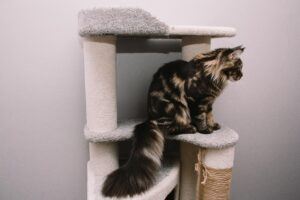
xmin=229 ymin=45 xmax=245 ymax=59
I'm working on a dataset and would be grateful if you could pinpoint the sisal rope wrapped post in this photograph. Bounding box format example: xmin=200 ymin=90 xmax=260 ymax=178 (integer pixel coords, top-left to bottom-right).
xmin=195 ymin=148 xmax=235 ymax=200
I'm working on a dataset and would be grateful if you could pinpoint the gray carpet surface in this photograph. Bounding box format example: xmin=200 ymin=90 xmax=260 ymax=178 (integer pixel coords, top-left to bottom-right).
xmin=79 ymin=8 xmax=169 ymax=36
xmin=85 ymin=119 xmax=239 ymax=149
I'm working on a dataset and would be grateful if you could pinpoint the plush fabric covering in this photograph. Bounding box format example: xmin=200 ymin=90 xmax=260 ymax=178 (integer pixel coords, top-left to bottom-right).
xmin=78 ymin=8 xmax=236 ymax=37
xmin=171 ymin=127 xmax=238 ymax=149
xmin=79 ymin=8 xmax=168 ymax=36
xmin=204 ymin=146 xmax=235 ymax=169
xmin=84 ymin=119 xmax=138 ymax=142
xmin=169 ymin=25 xmax=236 ymax=37
xmin=85 ymin=119 xmax=239 ymax=149
xmin=88 ymin=160 xmax=179 ymax=200
xmin=83 ymin=36 xmax=118 ymax=133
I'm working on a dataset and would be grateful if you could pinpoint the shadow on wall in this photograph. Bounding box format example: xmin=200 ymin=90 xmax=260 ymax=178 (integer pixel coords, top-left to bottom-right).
xmin=116 ymin=38 xmax=182 ymax=160
xmin=117 ymin=38 xmax=181 ymax=53
xmin=116 ymin=38 xmax=182 ymax=120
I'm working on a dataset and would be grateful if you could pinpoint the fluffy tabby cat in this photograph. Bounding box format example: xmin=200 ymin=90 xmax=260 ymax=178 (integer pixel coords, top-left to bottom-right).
xmin=102 ymin=46 xmax=245 ymax=197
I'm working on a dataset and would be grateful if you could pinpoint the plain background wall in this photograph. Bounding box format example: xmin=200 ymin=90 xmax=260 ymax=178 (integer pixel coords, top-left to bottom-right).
xmin=0 ymin=0 xmax=299 ymax=199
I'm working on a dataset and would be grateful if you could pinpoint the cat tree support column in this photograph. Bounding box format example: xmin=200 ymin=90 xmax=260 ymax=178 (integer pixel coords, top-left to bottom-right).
xmin=180 ymin=36 xmax=210 ymax=200
xmin=180 ymin=36 xmax=235 ymax=200
xmin=82 ymin=36 xmax=118 ymax=200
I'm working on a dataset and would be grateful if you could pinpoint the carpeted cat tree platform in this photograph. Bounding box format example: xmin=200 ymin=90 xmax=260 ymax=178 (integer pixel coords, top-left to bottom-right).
xmin=78 ymin=8 xmax=239 ymax=200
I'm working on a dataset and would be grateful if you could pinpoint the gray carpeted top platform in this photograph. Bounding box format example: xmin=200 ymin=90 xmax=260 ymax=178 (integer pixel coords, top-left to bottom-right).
xmin=85 ymin=119 xmax=239 ymax=149
xmin=79 ymin=8 xmax=168 ymax=36
xmin=78 ymin=8 xmax=236 ymax=38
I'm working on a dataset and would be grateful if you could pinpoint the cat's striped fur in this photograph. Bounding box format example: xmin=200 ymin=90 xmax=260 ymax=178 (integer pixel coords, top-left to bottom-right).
xmin=102 ymin=46 xmax=244 ymax=197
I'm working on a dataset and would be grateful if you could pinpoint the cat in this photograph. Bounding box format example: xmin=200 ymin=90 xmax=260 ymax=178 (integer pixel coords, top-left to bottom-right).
xmin=102 ymin=46 xmax=245 ymax=197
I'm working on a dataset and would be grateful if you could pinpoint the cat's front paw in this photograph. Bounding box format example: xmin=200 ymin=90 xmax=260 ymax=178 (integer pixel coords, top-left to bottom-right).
xmin=194 ymin=122 xmax=213 ymax=134
xmin=182 ymin=125 xmax=197 ymax=133
xmin=199 ymin=127 xmax=213 ymax=134
xmin=212 ymin=123 xmax=221 ymax=130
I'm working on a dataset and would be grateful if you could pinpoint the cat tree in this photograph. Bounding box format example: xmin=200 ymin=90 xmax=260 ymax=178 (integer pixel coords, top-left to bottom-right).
xmin=78 ymin=8 xmax=239 ymax=200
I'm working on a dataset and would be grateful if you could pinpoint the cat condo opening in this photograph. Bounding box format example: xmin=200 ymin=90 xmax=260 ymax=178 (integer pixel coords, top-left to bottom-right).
xmin=78 ymin=7 xmax=239 ymax=200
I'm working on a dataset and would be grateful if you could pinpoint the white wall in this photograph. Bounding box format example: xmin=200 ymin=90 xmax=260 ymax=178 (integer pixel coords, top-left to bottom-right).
xmin=1 ymin=0 xmax=300 ymax=200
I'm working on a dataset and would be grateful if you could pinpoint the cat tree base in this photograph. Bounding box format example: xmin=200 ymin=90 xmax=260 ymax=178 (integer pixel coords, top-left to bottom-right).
xmin=88 ymin=161 xmax=180 ymax=200
xmin=85 ymin=120 xmax=239 ymax=200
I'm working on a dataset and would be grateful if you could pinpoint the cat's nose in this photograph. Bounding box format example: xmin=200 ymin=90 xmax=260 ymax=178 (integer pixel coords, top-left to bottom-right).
xmin=238 ymin=71 xmax=243 ymax=77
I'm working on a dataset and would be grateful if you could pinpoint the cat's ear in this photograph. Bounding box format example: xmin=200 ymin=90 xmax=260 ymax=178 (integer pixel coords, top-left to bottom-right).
xmin=228 ymin=45 xmax=245 ymax=60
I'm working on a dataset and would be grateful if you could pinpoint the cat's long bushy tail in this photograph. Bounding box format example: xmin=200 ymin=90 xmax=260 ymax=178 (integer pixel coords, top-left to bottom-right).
xmin=102 ymin=120 xmax=165 ymax=197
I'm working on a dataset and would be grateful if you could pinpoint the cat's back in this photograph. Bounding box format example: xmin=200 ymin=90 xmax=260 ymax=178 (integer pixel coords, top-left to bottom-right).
xmin=148 ymin=59 xmax=196 ymax=96
xmin=153 ymin=60 xmax=194 ymax=80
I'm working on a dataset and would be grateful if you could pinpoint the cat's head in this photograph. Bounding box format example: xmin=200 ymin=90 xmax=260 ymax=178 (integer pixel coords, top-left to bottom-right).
xmin=219 ymin=46 xmax=245 ymax=81
xmin=195 ymin=46 xmax=245 ymax=82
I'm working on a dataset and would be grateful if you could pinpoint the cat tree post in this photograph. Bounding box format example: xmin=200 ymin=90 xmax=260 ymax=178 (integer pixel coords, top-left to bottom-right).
xmin=82 ymin=36 xmax=118 ymax=200
xmin=199 ymin=147 xmax=235 ymax=200
xmin=180 ymin=36 xmax=211 ymax=200
xmin=182 ymin=36 xmax=211 ymax=61
xmin=181 ymin=36 xmax=236 ymax=200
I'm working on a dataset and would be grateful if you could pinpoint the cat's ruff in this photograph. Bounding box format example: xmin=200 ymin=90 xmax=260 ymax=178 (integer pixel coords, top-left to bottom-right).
xmin=85 ymin=119 xmax=239 ymax=149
